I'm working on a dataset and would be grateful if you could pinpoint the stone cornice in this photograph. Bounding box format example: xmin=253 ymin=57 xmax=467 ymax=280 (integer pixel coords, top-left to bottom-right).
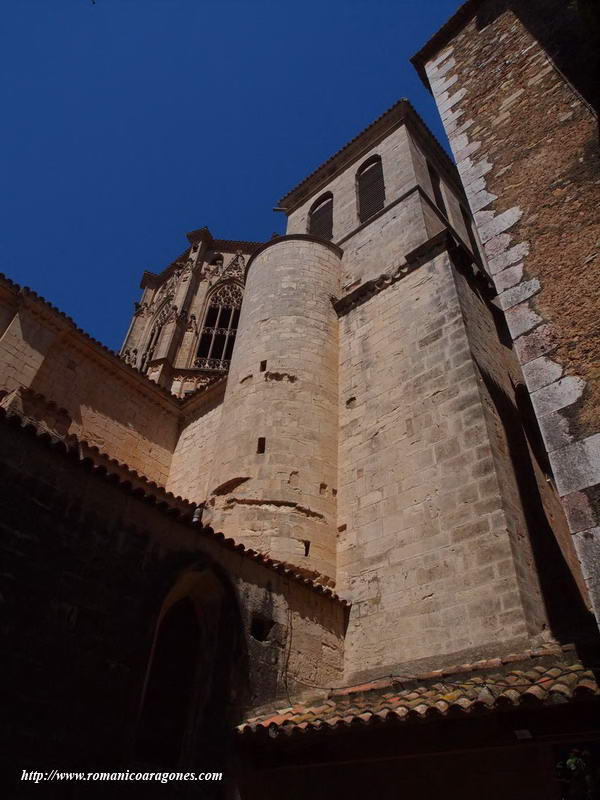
xmin=179 ymin=375 xmax=227 ymax=420
xmin=333 ymin=227 xmax=490 ymax=317
xmin=186 ymin=225 xmax=263 ymax=253
xmin=333 ymin=230 xmax=450 ymax=317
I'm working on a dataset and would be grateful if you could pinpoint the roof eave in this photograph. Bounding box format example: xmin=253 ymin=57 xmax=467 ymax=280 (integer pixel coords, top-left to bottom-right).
xmin=278 ymin=99 xmax=412 ymax=214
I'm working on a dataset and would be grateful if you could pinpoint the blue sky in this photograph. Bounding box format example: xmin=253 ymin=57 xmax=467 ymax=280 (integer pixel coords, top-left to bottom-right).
xmin=1 ymin=0 xmax=460 ymax=351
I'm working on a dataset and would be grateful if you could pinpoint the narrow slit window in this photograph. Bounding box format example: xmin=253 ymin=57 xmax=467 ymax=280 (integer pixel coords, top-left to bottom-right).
xmin=257 ymin=437 xmax=266 ymax=454
xmin=307 ymin=192 xmax=333 ymax=240
xmin=427 ymin=162 xmax=447 ymax=217
xmin=357 ymin=156 xmax=385 ymax=223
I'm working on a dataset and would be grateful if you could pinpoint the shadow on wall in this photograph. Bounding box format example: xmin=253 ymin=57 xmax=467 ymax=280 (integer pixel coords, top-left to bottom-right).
xmin=132 ymin=561 xmax=249 ymax=799
xmin=475 ymin=361 xmax=599 ymax=654
xmin=476 ymin=0 xmax=600 ymax=116
xmin=445 ymin=241 xmax=598 ymax=654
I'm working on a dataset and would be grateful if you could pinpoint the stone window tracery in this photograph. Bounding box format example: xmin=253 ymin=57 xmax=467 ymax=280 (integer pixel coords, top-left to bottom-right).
xmin=140 ymin=301 xmax=177 ymax=373
xmin=194 ymin=282 xmax=242 ymax=371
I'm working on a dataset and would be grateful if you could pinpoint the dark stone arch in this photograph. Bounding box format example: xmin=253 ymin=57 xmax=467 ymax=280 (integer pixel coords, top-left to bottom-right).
xmin=135 ymin=597 xmax=200 ymax=768
xmin=133 ymin=562 xmax=248 ymax=776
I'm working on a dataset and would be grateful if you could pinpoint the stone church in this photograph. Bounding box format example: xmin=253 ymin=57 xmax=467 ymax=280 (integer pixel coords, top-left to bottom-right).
xmin=2 ymin=1 xmax=599 ymax=797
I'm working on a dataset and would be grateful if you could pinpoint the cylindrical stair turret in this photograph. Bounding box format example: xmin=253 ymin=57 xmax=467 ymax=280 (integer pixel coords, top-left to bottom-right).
xmin=206 ymin=235 xmax=341 ymax=581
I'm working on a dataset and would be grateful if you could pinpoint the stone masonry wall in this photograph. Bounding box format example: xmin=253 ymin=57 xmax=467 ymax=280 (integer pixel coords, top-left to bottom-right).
xmin=166 ymin=386 xmax=225 ymax=503
xmin=421 ymin=0 xmax=600 ymax=619
xmin=0 ymin=296 xmax=178 ymax=485
xmin=0 ymin=415 xmax=344 ymax=783
xmin=451 ymin=254 xmax=594 ymax=638
xmin=338 ymin=249 xmax=551 ymax=682
xmin=286 ymin=124 xmax=442 ymax=290
xmin=286 ymin=125 xmax=417 ymax=249
xmin=285 ymin=116 xmax=477 ymax=298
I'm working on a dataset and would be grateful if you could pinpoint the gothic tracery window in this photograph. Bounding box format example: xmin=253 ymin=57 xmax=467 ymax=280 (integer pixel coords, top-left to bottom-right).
xmin=195 ymin=282 xmax=242 ymax=371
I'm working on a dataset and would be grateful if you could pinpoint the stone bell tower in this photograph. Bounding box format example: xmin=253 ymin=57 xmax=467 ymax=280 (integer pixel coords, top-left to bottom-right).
xmin=204 ymin=98 xmax=593 ymax=681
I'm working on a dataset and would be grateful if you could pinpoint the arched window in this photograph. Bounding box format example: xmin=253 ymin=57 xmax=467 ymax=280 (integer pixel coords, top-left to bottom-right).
xmin=135 ymin=599 xmax=200 ymax=767
xmin=134 ymin=567 xmax=244 ymax=774
xmin=195 ymin=282 xmax=243 ymax=371
xmin=307 ymin=192 xmax=333 ymax=240
xmin=356 ymin=155 xmax=385 ymax=223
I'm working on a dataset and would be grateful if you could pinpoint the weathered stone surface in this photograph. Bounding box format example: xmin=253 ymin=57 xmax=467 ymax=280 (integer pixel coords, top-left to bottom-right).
xmin=488 ymin=242 xmax=530 ymax=275
xmin=476 ymin=207 xmax=523 ymax=244
xmin=573 ymin=528 xmax=600 ymax=619
xmin=538 ymin=410 xmax=574 ymax=454
xmin=551 ymin=435 xmax=600 ymax=497
xmin=419 ymin=0 xmax=600 ymax=626
xmin=208 ymin=238 xmax=341 ymax=579
xmin=514 ymin=324 xmax=559 ymax=364
xmin=504 ymin=301 xmax=543 ymax=339
xmin=530 ymin=376 xmax=586 ymax=418
xmin=522 ymin=356 xmax=563 ymax=393
xmin=496 ymin=278 xmax=540 ymax=311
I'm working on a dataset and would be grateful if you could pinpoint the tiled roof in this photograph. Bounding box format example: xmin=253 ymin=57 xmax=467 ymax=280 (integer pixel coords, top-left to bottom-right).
xmin=0 ymin=404 xmax=347 ymax=605
xmin=238 ymin=649 xmax=599 ymax=738
xmin=0 ymin=272 xmax=228 ymax=406
xmin=0 ymin=272 xmax=181 ymax=405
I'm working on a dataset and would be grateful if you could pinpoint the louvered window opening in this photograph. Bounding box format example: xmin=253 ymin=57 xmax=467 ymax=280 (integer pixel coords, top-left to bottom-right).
xmin=428 ymin=163 xmax=447 ymax=217
xmin=195 ymin=284 xmax=242 ymax=371
xmin=357 ymin=158 xmax=385 ymax=223
xmin=308 ymin=194 xmax=333 ymax=240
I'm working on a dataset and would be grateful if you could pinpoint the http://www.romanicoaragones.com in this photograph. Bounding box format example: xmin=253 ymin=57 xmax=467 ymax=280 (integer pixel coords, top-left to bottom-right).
xmin=21 ymin=769 xmax=223 ymax=784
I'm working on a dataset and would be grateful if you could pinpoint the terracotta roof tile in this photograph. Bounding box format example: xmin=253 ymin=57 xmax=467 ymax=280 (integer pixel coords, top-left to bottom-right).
xmin=0 ymin=272 xmax=222 ymax=406
xmin=238 ymin=654 xmax=599 ymax=737
xmin=0 ymin=405 xmax=349 ymax=606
